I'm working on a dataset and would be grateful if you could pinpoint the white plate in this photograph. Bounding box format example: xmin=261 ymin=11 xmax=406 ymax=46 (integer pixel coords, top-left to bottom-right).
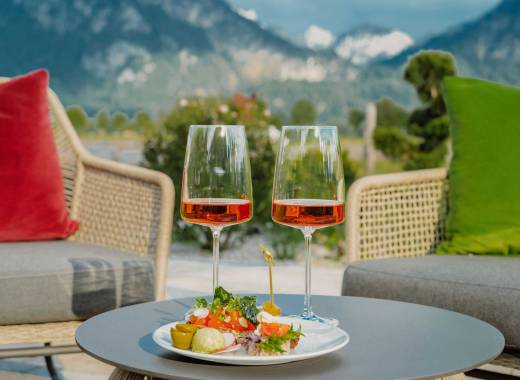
xmin=152 ymin=317 xmax=349 ymax=365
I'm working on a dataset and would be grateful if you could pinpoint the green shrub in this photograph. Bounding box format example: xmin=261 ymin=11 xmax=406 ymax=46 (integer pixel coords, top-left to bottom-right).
xmin=66 ymin=106 xmax=90 ymax=132
xmin=143 ymin=94 xmax=280 ymax=248
xmin=290 ymin=98 xmax=316 ymax=125
xmin=374 ymin=50 xmax=456 ymax=170
xmin=348 ymin=108 xmax=365 ymax=136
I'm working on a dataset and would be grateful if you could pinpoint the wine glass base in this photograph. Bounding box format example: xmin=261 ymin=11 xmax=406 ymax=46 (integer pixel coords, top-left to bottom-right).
xmin=288 ymin=313 xmax=339 ymax=327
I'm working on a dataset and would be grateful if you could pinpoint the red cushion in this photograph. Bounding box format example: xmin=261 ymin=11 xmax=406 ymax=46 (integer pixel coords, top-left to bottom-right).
xmin=0 ymin=69 xmax=79 ymax=241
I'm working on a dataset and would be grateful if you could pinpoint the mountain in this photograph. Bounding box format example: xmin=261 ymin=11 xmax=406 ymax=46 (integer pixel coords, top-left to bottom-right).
xmin=384 ymin=0 xmax=520 ymax=85
xmin=334 ymin=25 xmax=413 ymax=65
xmin=0 ymin=0 xmax=416 ymax=121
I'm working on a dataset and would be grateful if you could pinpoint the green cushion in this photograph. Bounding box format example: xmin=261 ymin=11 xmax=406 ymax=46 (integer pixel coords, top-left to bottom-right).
xmin=437 ymin=77 xmax=520 ymax=256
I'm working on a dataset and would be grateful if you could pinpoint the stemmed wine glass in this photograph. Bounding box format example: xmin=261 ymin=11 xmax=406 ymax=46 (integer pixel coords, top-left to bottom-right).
xmin=272 ymin=126 xmax=345 ymax=324
xmin=181 ymin=125 xmax=253 ymax=291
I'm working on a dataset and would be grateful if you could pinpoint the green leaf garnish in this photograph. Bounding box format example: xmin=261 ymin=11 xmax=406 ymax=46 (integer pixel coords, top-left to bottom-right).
xmin=194 ymin=297 xmax=208 ymax=308
xmin=192 ymin=286 xmax=260 ymax=325
xmin=213 ymin=286 xmax=232 ymax=304
xmin=285 ymin=324 xmax=304 ymax=340
xmin=239 ymin=296 xmax=259 ymax=324
xmin=259 ymin=336 xmax=286 ymax=353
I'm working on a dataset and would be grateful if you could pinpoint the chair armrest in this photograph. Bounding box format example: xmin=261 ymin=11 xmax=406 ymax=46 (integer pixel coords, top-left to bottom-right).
xmin=346 ymin=168 xmax=448 ymax=262
xmin=44 ymin=86 xmax=174 ymax=299
xmin=71 ymin=153 xmax=174 ymax=300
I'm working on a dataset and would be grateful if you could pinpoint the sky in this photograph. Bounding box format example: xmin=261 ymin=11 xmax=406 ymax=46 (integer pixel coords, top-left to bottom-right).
xmin=228 ymin=0 xmax=500 ymax=43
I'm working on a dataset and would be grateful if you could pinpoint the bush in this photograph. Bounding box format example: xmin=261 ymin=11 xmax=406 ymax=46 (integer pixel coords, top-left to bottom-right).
xmin=67 ymin=106 xmax=157 ymax=137
xmin=373 ymin=50 xmax=456 ymax=170
xmin=143 ymin=94 xmax=359 ymax=254
xmin=66 ymin=106 xmax=90 ymax=132
xmin=376 ymin=97 xmax=409 ymax=128
xmin=348 ymin=108 xmax=365 ymax=136
xmin=143 ymin=94 xmax=281 ymax=249
xmin=290 ymin=98 xmax=316 ymax=125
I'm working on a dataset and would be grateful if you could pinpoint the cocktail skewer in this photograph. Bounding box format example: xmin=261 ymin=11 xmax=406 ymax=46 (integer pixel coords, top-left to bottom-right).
xmin=260 ymin=245 xmax=281 ymax=316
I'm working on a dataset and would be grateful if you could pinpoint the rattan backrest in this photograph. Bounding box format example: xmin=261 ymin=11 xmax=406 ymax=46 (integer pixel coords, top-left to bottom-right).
xmin=49 ymin=106 xmax=78 ymax=211
xmin=346 ymin=169 xmax=449 ymax=261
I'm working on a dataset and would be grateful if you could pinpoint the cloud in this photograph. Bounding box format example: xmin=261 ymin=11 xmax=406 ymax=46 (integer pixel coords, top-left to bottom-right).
xmin=304 ymin=25 xmax=334 ymax=49
xmin=237 ymin=8 xmax=258 ymax=21
xmin=336 ymin=30 xmax=413 ymax=64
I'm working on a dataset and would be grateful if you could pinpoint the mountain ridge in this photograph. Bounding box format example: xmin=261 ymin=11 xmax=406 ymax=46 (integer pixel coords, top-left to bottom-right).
xmin=1 ymin=0 xmax=341 ymax=114
xmin=382 ymin=0 xmax=520 ymax=85
xmin=1 ymin=0 xmax=518 ymax=122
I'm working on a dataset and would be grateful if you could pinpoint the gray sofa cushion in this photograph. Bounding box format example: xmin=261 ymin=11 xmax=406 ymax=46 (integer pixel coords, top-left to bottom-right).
xmin=342 ymin=255 xmax=520 ymax=350
xmin=0 ymin=241 xmax=155 ymax=325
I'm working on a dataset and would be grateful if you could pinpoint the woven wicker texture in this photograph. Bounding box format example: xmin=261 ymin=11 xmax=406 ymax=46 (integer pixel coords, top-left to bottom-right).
xmin=50 ymin=111 xmax=79 ymax=213
xmin=107 ymin=369 xmax=467 ymax=380
xmin=346 ymin=168 xmax=520 ymax=376
xmin=0 ymin=77 xmax=174 ymax=353
xmin=346 ymin=169 xmax=448 ymax=262
xmin=0 ymin=321 xmax=80 ymax=345
xmin=109 ymin=369 xmax=145 ymax=380
xmin=482 ymin=351 xmax=520 ymax=377
xmin=437 ymin=375 xmax=467 ymax=380
xmin=72 ymin=164 xmax=162 ymax=257
xmin=494 ymin=352 xmax=520 ymax=371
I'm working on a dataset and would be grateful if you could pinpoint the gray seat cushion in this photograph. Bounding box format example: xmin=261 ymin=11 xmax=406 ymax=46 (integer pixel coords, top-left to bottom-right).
xmin=0 ymin=241 xmax=155 ymax=325
xmin=342 ymin=255 xmax=520 ymax=350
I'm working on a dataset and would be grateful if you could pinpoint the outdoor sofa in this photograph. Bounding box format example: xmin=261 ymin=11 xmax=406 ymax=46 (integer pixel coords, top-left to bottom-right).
xmin=342 ymin=168 xmax=520 ymax=377
xmin=0 ymin=77 xmax=174 ymax=379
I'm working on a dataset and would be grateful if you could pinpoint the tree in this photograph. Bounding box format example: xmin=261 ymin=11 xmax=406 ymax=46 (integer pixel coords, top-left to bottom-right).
xmin=66 ymin=106 xmax=89 ymax=132
xmin=373 ymin=97 xmax=414 ymax=161
xmin=376 ymin=98 xmax=409 ymax=128
xmin=95 ymin=109 xmax=110 ymax=132
xmin=111 ymin=111 xmax=129 ymax=132
xmin=373 ymin=50 xmax=456 ymax=170
xmin=404 ymin=50 xmax=456 ymax=169
xmin=404 ymin=51 xmax=456 ymax=105
xmin=348 ymin=108 xmax=365 ymax=136
xmin=290 ymin=98 xmax=316 ymax=125
xmin=132 ymin=111 xmax=158 ymax=138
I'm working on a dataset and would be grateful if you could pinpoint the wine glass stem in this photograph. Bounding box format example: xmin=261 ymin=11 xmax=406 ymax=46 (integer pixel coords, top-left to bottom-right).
xmin=211 ymin=227 xmax=222 ymax=291
xmin=303 ymin=228 xmax=314 ymax=318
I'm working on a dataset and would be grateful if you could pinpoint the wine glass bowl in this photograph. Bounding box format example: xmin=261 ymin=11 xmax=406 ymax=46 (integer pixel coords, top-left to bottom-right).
xmin=271 ymin=199 xmax=344 ymax=228
xmin=272 ymin=126 xmax=345 ymax=324
xmin=181 ymin=125 xmax=253 ymax=290
xmin=181 ymin=198 xmax=252 ymax=226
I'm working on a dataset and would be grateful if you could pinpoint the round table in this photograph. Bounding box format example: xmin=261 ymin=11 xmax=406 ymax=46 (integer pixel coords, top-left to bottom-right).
xmin=76 ymin=295 xmax=504 ymax=380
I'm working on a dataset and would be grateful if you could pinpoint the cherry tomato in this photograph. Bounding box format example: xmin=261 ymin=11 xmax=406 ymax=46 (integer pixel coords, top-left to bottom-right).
xmin=214 ymin=307 xmax=224 ymax=317
xmin=246 ymin=320 xmax=256 ymax=331
xmin=261 ymin=322 xmax=290 ymax=337
xmin=189 ymin=315 xmax=208 ymax=326
xmin=208 ymin=315 xmax=231 ymax=330
xmin=233 ymin=318 xmax=256 ymax=332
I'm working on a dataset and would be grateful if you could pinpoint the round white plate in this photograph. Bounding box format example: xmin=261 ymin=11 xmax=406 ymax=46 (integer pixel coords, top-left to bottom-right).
xmin=152 ymin=317 xmax=349 ymax=365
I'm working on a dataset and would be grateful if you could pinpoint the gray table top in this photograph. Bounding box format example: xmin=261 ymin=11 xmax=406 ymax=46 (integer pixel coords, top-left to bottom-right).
xmin=76 ymin=295 xmax=504 ymax=380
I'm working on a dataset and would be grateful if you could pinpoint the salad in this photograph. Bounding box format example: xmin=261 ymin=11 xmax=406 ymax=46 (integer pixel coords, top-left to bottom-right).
xmin=170 ymin=287 xmax=302 ymax=356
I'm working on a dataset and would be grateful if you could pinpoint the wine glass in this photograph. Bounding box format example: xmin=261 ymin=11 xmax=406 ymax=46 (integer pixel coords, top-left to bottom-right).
xmin=181 ymin=125 xmax=253 ymax=291
xmin=272 ymin=126 xmax=345 ymax=324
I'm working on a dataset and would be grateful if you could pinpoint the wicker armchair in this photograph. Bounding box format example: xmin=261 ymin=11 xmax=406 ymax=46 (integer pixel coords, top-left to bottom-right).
xmin=0 ymin=78 xmax=174 ymax=368
xmin=346 ymin=168 xmax=520 ymax=377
